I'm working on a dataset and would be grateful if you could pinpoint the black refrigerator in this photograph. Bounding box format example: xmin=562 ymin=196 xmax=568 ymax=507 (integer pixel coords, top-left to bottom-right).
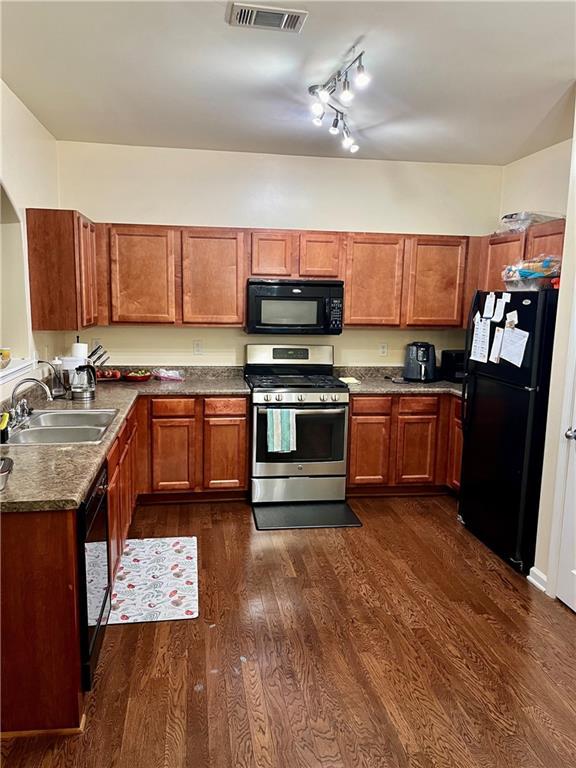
xmin=459 ymin=289 xmax=558 ymax=574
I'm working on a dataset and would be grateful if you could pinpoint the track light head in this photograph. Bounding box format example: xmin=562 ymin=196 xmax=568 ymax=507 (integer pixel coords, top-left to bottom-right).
xmin=317 ymin=87 xmax=331 ymax=103
xmin=310 ymin=100 xmax=324 ymax=117
xmin=355 ymin=56 xmax=371 ymax=88
xmin=329 ymin=114 xmax=340 ymax=135
xmin=340 ymin=75 xmax=354 ymax=103
xmin=342 ymin=126 xmax=354 ymax=149
xmin=312 ymin=113 xmax=324 ymax=127
xmin=349 ymin=143 xmax=360 ymax=154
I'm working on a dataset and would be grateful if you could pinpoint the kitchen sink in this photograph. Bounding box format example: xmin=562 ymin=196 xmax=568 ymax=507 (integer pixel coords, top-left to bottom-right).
xmin=7 ymin=426 xmax=107 ymax=444
xmin=28 ymin=409 xmax=117 ymax=428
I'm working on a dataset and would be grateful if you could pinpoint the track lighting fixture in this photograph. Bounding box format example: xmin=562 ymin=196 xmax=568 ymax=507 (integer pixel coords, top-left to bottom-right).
xmin=307 ymin=46 xmax=369 ymax=155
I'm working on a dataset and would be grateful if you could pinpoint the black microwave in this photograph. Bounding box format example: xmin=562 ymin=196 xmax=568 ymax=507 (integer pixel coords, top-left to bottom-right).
xmin=246 ymin=279 xmax=344 ymax=335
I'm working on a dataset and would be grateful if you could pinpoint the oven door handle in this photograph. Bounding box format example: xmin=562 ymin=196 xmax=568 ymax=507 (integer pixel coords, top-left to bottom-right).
xmin=256 ymin=407 xmax=347 ymax=416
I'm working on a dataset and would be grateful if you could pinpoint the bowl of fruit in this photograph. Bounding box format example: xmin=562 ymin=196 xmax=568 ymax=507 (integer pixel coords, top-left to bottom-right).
xmin=96 ymin=368 xmax=122 ymax=381
xmin=123 ymin=369 xmax=152 ymax=382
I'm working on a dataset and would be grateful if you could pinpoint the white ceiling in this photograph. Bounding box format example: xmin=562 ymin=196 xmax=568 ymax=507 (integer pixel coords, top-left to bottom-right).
xmin=2 ymin=1 xmax=575 ymax=164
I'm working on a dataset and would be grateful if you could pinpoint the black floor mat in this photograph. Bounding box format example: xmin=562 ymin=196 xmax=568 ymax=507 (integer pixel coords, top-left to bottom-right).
xmin=252 ymin=502 xmax=362 ymax=531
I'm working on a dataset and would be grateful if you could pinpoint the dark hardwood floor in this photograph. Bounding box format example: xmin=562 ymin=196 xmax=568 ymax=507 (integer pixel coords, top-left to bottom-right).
xmin=3 ymin=496 xmax=576 ymax=768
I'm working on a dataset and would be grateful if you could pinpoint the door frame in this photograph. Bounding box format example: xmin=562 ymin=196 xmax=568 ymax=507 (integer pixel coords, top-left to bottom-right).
xmin=542 ymin=146 xmax=576 ymax=599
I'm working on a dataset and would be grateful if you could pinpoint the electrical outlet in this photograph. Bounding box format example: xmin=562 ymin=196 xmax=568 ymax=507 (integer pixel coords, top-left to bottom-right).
xmin=192 ymin=340 xmax=204 ymax=355
xmin=379 ymin=343 xmax=388 ymax=357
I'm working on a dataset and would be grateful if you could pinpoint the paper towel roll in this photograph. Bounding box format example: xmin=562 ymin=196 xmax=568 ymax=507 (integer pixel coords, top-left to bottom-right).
xmin=71 ymin=342 xmax=88 ymax=359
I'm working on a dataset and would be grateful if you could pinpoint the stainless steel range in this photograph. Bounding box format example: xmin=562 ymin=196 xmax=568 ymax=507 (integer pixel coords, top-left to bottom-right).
xmin=245 ymin=344 xmax=349 ymax=504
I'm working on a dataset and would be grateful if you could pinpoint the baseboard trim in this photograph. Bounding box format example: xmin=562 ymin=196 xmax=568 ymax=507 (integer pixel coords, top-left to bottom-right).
xmin=527 ymin=567 xmax=547 ymax=592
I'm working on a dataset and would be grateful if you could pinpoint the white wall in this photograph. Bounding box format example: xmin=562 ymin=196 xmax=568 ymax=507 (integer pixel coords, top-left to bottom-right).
xmin=57 ymin=141 xmax=502 ymax=235
xmin=500 ymin=139 xmax=572 ymax=217
xmin=64 ymin=326 xmax=466 ymax=368
xmin=536 ymin=136 xmax=576 ymax=581
xmin=0 ymin=81 xmax=61 ymax=401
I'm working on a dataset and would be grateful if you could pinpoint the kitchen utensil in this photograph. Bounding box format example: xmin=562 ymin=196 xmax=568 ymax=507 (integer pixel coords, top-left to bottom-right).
xmin=88 ymin=344 xmax=103 ymax=359
xmin=70 ymin=364 xmax=96 ymax=401
xmin=91 ymin=349 xmax=108 ymax=366
xmin=96 ymin=355 xmax=110 ymax=368
xmin=403 ymin=342 xmax=437 ymax=382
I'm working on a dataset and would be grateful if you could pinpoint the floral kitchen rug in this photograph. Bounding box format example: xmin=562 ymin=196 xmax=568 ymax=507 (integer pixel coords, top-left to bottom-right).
xmin=108 ymin=536 xmax=198 ymax=624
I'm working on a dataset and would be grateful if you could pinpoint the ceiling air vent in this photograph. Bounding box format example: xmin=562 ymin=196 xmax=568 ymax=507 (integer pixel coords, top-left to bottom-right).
xmin=227 ymin=3 xmax=308 ymax=33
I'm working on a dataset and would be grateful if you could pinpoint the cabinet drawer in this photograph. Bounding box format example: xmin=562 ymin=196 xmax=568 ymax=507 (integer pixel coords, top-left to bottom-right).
xmin=398 ymin=396 xmax=439 ymax=414
xmin=151 ymin=398 xmax=196 ymax=417
xmin=204 ymin=397 xmax=248 ymax=417
xmin=351 ymin=396 xmax=392 ymax=415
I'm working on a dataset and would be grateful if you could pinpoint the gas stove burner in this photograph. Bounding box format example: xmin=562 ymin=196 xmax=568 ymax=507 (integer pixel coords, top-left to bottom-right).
xmin=246 ymin=373 xmax=348 ymax=391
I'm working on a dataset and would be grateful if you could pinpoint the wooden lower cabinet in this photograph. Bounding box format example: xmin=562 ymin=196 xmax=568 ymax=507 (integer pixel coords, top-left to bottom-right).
xmin=149 ymin=396 xmax=248 ymax=494
xmin=447 ymin=395 xmax=463 ymax=491
xmin=203 ymin=416 xmax=247 ymax=489
xmin=395 ymin=414 xmax=438 ymax=484
xmin=347 ymin=394 xmax=450 ymax=490
xmin=152 ymin=418 xmax=198 ymax=491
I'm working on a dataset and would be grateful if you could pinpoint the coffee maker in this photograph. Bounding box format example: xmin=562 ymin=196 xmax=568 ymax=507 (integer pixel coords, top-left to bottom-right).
xmin=403 ymin=342 xmax=437 ymax=382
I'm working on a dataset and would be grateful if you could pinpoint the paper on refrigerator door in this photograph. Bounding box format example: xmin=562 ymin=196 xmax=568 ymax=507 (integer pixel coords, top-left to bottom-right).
xmin=500 ymin=326 xmax=529 ymax=367
xmin=482 ymin=292 xmax=496 ymax=319
xmin=506 ymin=310 xmax=519 ymax=327
xmin=473 ymin=310 xmax=481 ymax=325
xmin=491 ymin=297 xmax=506 ymax=323
xmin=489 ymin=326 xmax=504 ymax=363
xmin=470 ymin=317 xmax=490 ymax=363
xmin=502 ymin=292 xmax=511 ymax=303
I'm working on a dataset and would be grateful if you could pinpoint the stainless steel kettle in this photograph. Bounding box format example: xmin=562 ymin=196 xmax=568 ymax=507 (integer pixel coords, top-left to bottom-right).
xmin=403 ymin=342 xmax=437 ymax=382
xmin=70 ymin=364 xmax=96 ymax=401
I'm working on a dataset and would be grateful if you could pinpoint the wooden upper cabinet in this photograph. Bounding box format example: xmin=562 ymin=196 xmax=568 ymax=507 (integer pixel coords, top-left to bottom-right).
xmin=250 ymin=230 xmax=298 ymax=276
xmin=109 ymin=225 xmax=176 ymax=323
xmin=182 ymin=228 xmax=245 ymax=324
xmin=299 ymin=232 xmax=343 ymax=278
xmin=480 ymin=232 xmax=525 ymax=292
xmin=345 ymin=234 xmax=405 ymax=325
xmin=27 ymin=208 xmax=98 ymax=330
xmin=77 ymin=215 xmax=98 ymax=328
xmin=525 ymin=219 xmax=565 ymax=261
xmin=403 ymin=236 xmax=467 ymax=326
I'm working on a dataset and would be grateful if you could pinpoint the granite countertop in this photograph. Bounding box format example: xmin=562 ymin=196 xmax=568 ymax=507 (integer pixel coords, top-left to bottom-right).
xmin=0 ymin=368 xmax=249 ymax=513
xmin=335 ymin=367 xmax=463 ymax=397
xmin=1 ymin=366 xmax=460 ymax=513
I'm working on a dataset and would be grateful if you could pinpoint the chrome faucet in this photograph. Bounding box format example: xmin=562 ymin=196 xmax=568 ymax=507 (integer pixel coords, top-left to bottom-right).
xmin=10 ymin=378 xmax=54 ymax=425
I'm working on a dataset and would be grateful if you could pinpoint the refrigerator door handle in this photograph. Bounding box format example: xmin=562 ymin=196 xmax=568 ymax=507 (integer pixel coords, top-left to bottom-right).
xmin=565 ymin=427 xmax=576 ymax=440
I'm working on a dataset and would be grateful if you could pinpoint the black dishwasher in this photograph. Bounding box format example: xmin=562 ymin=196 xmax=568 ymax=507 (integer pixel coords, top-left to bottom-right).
xmin=77 ymin=466 xmax=111 ymax=690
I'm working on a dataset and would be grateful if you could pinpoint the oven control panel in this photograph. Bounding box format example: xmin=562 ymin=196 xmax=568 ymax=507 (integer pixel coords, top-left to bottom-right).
xmin=253 ymin=391 xmax=349 ymax=404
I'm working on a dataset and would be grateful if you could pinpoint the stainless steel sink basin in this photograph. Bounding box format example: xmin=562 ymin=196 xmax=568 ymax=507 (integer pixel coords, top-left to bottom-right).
xmin=7 ymin=425 xmax=107 ymax=444
xmin=28 ymin=409 xmax=117 ymax=428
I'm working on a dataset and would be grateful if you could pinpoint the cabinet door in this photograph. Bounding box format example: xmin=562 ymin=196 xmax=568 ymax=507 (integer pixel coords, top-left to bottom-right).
xmin=480 ymin=233 xmax=525 ymax=292
xmin=203 ymin=416 xmax=247 ymax=489
xmin=345 ymin=235 xmax=404 ymax=325
xmin=525 ymin=219 xmax=565 ymax=261
xmin=299 ymin=232 xmax=343 ymax=278
xmin=182 ymin=228 xmax=245 ymax=324
xmin=251 ymin=230 xmax=298 ymax=276
xmin=447 ymin=416 xmax=463 ymax=491
xmin=77 ymin=215 xmax=98 ymax=328
xmin=395 ymin=415 xmax=438 ymax=484
xmin=152 ymin=418 xmax=197 ymax=491
xmin=403 ymin=236 xmax=467 ymax=326
xmin=120 ymin=442 xmax=132 ymax=546
xmin=348 ymin=415 xmax=391 ymax=485
xmin=107 ymin=466 xmax=121 ymax=581
xmin=110 ymin=225 xmax=176 ymax=323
